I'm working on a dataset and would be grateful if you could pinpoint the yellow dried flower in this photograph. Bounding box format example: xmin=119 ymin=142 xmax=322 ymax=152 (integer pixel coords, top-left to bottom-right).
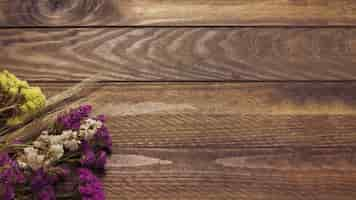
xmin=0 ymin=70 xmax=46 ymax=126
xmin=0 ymin=70 xmax=29 ymax=96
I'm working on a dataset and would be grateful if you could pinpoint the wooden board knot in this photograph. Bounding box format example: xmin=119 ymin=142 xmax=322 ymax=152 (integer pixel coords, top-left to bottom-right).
xmin=5 ymin=0 xmax=116 ymax=26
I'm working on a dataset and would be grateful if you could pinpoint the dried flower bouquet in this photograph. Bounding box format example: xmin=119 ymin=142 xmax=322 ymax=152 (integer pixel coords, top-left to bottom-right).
xmin=0 ymin=70 xmax=112 ymax=200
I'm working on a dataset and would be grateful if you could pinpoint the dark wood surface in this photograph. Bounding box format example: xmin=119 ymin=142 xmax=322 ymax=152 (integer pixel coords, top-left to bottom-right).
xmin=41 ymin=82 xmax=356 ymax=149
xmin=1 ymin=0 xmax=356 ymax=26
xmin=3 ymin=28 xmax=356 ymax=81
xmin=103 ymin=148 xmax=356 ymax=200
xmin=40 ymin=82 xmax=356 ymax=199
xmin=2 ymin=0 xmax=356 ymax=199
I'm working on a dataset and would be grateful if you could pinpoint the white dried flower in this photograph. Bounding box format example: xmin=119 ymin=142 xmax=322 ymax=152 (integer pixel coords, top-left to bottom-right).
xmin=17 ymin=160 xmax=27 ymax=169
xmin=71 ymin=131 xmax=78 ymax=139
xmin=79 ymin=118 xmax=102 ymax=140
xmin=79 ymin=124 xmax=89 ymax=137
xmin=24 ymin=147 xmax=37 ymax=155
xmin=49 ymin=135 xmax=63 ymax=145
xmin=97 ymin=121 xmax=103 ymax=129
xmin=85 ymin=128 xmax=96 ymax=140
xmin=26 ymin=151 xmax=45 ymax=170
xmin=44 ymin=160 xmax=51 ymax=166
xmin=49 ymin=144 xmax=64 ymax=161
xmin=64 ymin=139 xmax=80 ymax=151
xmin=39 ymin=134 xmax=50 ymax=143
xmin=61 ymin=130 xmax=73 ymax=140
xmin=33 ymin=141 xmax=45 ymax=149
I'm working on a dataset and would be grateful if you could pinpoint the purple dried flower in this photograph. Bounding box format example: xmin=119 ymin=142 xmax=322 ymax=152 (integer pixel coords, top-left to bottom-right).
xmin=37 ymin=187 xmax=56 ymax=200
xmin=96 ymin=115 xmax=106 ymax=123
xmin=95 ymin=126 xmax=112 ymax=153
xmin=95 ymin=151 xmax=107 ymax=170
xmin=78 ymin=168 xmax=105 ymax=200
xmin=49 ymin=166 xmax=70 ymax=183
xmin=12 ymin=138 xmax=23 ymax=145
xmin=31 ymin=169 xmax=50 ymax=190
xmin=1 ymin=184 xmax=14 ymax=200
xmin=57 ymin=166 xmax=70 ymax=178
xmin=31 ymin=169 xmax=56 ymax=200
xmin=80 ymin=141 xmax=96 ymax=168
xmin=57 ymin=105 xmax=92 ymax=130
xmin=81 ymin=141 xmax=108 ymax=170
xmin=0 ymin=153 xmax=25 ymax=200
xmin=0 ymin=153 xmax=25 ymax=184
xmin=0 ymin=153 xmax=9 ymax=167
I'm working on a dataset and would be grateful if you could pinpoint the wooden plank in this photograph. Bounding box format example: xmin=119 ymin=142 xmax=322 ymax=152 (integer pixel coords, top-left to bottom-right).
xmin=39 ymin=82 xmax=356 ymax=148
xmin=1 ymin=0 xmax=356 ymax=26
xmin=2 ymin=28 xmax=356 ymax=81
xmin=37 ymin=82 xmax=356 ymax=199
xmin=67 ymin=82 xmax=356 ymax=199
xmin=102 ymin=148 xmax=356 ymax=199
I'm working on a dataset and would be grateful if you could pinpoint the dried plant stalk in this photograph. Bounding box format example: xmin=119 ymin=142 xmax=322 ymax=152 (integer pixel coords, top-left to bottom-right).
xmin=0 ymin=74 xmax=103 ymax=148
xmin=1 ymin=100 xmax=85 ymax=146
xmin=45 ymin=74 xmax=103 ymax=111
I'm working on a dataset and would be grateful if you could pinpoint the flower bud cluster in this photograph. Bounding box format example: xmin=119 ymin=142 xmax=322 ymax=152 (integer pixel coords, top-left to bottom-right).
xmin=0 ymin=70 xmax=46 ymax=126
xmin=17 ymin=118 xmax=103 ymax=170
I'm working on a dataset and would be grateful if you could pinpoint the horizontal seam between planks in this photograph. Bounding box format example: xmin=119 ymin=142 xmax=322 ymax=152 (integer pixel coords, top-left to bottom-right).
xmin=110 ymin=146 xmax=356 ymax=149
xmin=27 ymin=80 xmax=356 ymax=84
xmin=2 ymin=25 xmax=356 ymax=29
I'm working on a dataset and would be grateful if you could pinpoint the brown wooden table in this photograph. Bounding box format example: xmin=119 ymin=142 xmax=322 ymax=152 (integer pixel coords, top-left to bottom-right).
xmin=2 ymin=0 xmax=356 ymax=199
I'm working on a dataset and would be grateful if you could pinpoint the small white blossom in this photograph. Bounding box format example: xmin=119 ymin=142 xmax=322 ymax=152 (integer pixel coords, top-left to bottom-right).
xmin=33 ymin=141 xmax=45 ymax=149
xmin=17 ymin=160 xmax=27 ymax=169
xmin=49 ymin=135 xmax=63 ymax=145
xmin=62 ymin=130 xmax=74 ymax=140
xmin=71 ymin=131 xmax=78 ymax=139
xmin=85 ymin=128 xmax=96 ymax=140
xmin=16 ymin=118 xmax=103 ymax=170
xmin=79 ymin=119 xmax=102 ymax=140
xmin=64 ymin=139 xmax=80 ymax=151
xmin=25 ymin=150 xmax=45 ymax=170
xmin=24 ymin=147 xmax=37 ymax=155
xmin=49 ymin=144 xmax=64 ymax=160
xmin=39 ymin=134 xmax=50 ymax=143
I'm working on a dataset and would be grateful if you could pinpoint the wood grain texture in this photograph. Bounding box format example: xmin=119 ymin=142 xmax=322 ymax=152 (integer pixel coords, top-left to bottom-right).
xmin=10 ymin=82 xmax=356 ymax=199
xmin=2 ymin=28 xmax=356 ymax=81
xmin=38 ymin=82 xmax=356 ymax=148
xmin=41 ymin=82 xmax=356 ymax=199
xmin=2 ymin=0 xmax=356 ymax=26
xmin=103 ymin=148 xmax=356 ymax=200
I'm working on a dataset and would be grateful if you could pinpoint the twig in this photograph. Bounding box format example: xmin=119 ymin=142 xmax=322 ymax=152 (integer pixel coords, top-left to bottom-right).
xmin=0 ymin=74 xmax=104 ymax=149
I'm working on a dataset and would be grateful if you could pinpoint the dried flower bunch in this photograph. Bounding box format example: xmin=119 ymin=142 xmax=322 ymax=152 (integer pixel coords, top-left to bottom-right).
xmin=0 ymin=70 xmax=46 ymax=128
xmin=0 ymin=71 xmax=111 ymax=200
xmin=1 ymin=105 xmax=112 ymax=200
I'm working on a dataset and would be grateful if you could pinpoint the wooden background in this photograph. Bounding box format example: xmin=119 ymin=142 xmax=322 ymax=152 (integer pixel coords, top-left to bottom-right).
xmin=2 ymin=0 xmax=356 ymax=199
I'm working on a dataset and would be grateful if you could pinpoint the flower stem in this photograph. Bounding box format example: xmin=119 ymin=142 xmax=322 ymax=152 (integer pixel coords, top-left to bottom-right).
xmin=56 ymin=192 xmax=79 ymax=199
xmin=0 ymin=104 xmax=17 ymax=113
xmin=55 ymin=152 xmax=81 ymax=164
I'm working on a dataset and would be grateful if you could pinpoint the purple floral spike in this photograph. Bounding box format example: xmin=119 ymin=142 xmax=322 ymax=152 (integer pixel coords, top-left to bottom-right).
xmin=31 ymin=169 xmax=56 ymax=200
xmin=49 ymin=166 xmax=70 ymax=183
xmin=0 ymin=153 xmax=25 ymax=200
xmin=80 ymin=141 xmax=96 ymax=168
xmin=2 ymin=184 xmax=15 ymax=200
xmin=0 ymin=152 xmax=9 ymax=166
xmin=95 ymin=126 xmax=112 ymax=153
xmin=81 ymin=141 xmax=108 ymax=170
xmin=0 ymin=153 xmax=25 ymax=184
xmin=96 ymin=115 xmax=106 ymax=123
xmin=37 ymin=188 xmax=56 ymax=200
xmin=95 ymin=151 xmax=107 ymax=170
xmin=57 ymin=105 xmax=92 ymax=130
xmin=78 ymin=168 xmax=105 ymax=200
